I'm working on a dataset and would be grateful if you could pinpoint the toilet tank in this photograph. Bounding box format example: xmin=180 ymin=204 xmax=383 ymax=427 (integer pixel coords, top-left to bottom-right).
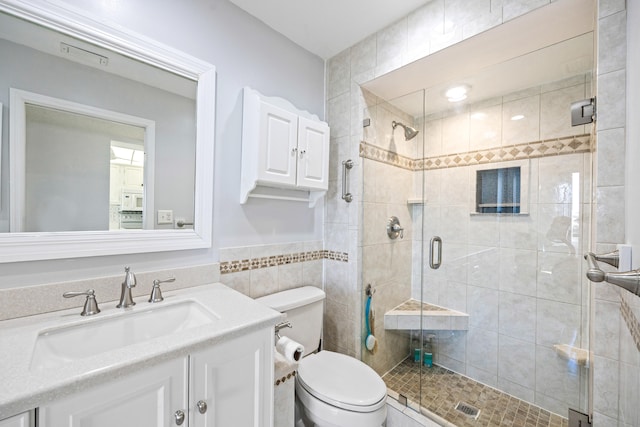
xmin=256 ymin=286 xmax=325 ymax=357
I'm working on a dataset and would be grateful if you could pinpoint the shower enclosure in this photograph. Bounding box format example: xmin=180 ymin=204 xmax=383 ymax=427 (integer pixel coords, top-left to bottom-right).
xmin=357 ymin=5 xmax=595 ymax=425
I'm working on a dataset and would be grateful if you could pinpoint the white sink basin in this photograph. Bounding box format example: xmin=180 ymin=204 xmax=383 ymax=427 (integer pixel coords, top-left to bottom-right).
xmin=30 ymin=300 xmax=219 ymax=370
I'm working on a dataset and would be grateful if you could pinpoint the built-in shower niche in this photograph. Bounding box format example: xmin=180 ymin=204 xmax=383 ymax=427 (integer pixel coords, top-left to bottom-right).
xmin=475 ymin=167 xmax=521 ymax=214
xmin=471 ymin=159 xmax=532 ymax=216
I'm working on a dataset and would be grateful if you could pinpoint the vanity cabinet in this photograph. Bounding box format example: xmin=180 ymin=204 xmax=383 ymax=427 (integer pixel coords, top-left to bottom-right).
xmin=0 ymin=411 xmax=32 ymax=427
xmin=38 ymin=328 xmax=273 ymax=427
xmin=38 ymin=357 xmax=189 ymax=427
xmin=190 ymin=328 xmax=274 ymax=427
xmin=241 ymin=87 xmax=329 ymax=207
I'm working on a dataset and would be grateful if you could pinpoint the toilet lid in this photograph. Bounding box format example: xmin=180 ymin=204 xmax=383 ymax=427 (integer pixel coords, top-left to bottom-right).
xmin=297 ymin=351 xmax=387 ymax=412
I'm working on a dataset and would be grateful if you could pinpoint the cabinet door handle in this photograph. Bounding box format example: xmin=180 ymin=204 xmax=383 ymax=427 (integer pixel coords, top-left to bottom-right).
xmin=291 ymin=147 xmax=298 ymax=156
xmin=197 ymin=400 xmax=208 ymax=414
xmin=299 ymin=149 xmax=306 ymax=158
xmin=174 ymin=409 xmax=185 ymax=425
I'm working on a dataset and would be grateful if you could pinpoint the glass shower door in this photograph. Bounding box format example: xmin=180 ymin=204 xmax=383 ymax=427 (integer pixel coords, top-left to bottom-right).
xmin=360 ymin=88 xmax=427 ymax=411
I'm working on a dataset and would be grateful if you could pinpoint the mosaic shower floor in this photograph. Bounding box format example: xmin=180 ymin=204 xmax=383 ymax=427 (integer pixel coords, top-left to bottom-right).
xmin=383 ymin=358 xmax=568 ymax=427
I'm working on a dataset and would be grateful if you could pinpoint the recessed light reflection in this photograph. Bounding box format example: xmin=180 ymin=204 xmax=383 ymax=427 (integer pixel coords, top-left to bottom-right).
xmin=471 ymin=112 xmax=486 ymax=120
xmin=511 ymin=114 xmax=525 ymax=121
xmin=445 ymin=85 xmax=469 ymax=102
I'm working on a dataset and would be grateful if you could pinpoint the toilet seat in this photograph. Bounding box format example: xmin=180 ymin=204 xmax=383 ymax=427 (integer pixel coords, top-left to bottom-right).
xmin=297 ymin=351 xmax=387 ymax=413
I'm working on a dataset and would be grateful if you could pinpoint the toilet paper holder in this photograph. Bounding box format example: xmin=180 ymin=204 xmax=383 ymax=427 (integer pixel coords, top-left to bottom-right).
xmin=275 ymin=320 xmax=292 ymax=341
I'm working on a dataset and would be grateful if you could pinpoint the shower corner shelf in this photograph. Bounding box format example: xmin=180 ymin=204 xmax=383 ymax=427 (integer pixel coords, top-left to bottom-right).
xmin=384 ymin=299 xmax=469 ymax=331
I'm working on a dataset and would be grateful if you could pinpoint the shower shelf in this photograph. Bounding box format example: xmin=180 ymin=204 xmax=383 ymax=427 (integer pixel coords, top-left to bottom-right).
xmin=406 ymin=198 xmax=425 ymax=205
xmin=553 ymin=344 xmax=589 ymax=366
xmin=384 ymin=299 xmax=469 ymax=331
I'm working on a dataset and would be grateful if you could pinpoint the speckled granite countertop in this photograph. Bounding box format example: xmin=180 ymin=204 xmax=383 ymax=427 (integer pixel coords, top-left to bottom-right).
xmin=0 ymin=283 xmax=283 ymax=419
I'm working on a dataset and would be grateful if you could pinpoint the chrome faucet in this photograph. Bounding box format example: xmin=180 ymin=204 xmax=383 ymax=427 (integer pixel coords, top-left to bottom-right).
xmin=116 ymin=266 xmax=137 ymax=308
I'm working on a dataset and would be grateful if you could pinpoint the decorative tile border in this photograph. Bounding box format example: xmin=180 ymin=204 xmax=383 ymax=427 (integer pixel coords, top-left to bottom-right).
xmin=360 ymin=134 xmax=593 ymax=171
xmin=359 ymin=142 xmax=415 ymax=170
xmin=620 ymin=296 xmax=640 ymax=353
xmin=220 ymin=250 xmax=348 ymax=274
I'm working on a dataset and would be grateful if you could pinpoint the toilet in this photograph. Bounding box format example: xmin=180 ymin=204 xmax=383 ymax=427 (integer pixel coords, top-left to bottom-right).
xmin=257 ymin=286 xmax=387 ymax=427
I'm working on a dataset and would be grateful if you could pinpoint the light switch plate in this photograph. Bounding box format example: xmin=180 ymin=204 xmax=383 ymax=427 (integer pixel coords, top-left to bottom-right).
xmin=157 ymin=210 xmax=173 ymax=224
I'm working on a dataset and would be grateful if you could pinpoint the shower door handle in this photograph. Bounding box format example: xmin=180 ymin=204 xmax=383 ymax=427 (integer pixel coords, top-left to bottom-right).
xmin=429 ymin=236 xmax=442 ymax=269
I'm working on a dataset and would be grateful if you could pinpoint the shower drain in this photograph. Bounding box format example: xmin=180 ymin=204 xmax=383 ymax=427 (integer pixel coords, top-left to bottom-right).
xmin=455 ymin=401 xmax=480 ymax=419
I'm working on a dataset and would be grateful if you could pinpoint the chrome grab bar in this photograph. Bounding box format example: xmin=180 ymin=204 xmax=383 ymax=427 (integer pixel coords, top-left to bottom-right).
xmin=584 ymin=251 xmax=640 ymax=296
xmin=429 ymin=236 xmax=442 ymax=269
xmin=342 ymin=159 xmax=354 ymax=203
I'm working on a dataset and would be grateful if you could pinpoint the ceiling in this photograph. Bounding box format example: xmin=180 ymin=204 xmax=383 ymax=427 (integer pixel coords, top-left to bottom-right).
xmin=227 ymin=0 xmax=431 ymax=60
xmin=228 ymin=0 xmax=595 ymax=119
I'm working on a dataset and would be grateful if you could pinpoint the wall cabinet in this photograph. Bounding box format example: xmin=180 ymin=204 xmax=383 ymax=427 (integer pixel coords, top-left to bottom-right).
xmin=0 ymin=411 xmax=32 ymax=427
xmin=109 ymin=164 xmax=143 ymax=204
xmin=241 ymin=87 xmax=329 ymax=207
xmin=38 ymin=328 xmax=273 ymax=427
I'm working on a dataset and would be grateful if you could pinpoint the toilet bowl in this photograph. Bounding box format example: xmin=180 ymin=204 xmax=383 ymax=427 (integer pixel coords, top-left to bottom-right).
xmin=256 ymin=286 xmax=387 ymax=427
xmin=295 ymin=350 xmax=387 ymax=427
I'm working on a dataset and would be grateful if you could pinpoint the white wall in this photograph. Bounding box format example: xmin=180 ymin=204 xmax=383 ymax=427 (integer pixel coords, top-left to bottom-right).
xmin=0 ymin=0 xmax=325 ymax=286
xmin=25 ymin=109 xmax=111 ymax=232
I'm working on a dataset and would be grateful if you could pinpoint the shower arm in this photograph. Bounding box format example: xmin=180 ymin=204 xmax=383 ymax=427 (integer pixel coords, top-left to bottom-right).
xmin=584 ymin=251 xmax=640 ymax=296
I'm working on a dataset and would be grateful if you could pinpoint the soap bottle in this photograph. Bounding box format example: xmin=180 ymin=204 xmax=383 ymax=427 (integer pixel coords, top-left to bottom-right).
xmin=422 ymin=333 xmax=434 ymax=368
xmin=411 ymin=331 xmax=421 ymax=363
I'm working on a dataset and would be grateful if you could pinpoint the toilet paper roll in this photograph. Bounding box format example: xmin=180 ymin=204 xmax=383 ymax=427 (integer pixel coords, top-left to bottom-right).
xmin=276 ymin=336 xmax=304 ymax=362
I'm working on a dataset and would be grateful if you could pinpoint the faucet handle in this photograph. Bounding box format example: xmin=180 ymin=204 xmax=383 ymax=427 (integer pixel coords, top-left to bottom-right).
xmin=63 ymin=289 xmax=101 ymax=316
xmin=123 ymin=266 xmax=137 ymax=288
xmin=148 ymin=277 xmax=175 ymax=303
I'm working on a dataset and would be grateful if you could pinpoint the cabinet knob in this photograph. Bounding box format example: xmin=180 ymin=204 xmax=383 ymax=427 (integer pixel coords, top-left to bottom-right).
xmin=299 ymin=149 xmax=306 ymax=158
xmin=291 ymin=147 xmax=298 ymax=156
xmin=174 ymin=409 xmax=185 ymax=425
xmin=197 ymin=400 xmax=208 ymax=414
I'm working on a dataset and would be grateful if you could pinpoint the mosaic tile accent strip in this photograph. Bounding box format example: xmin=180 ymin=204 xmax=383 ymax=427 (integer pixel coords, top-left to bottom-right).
xmin=360 ymin=141 xmax=415 ymax=170
xmin=384 ymin=358 xmax=568 ymax=427
xmin=360 ymin=134 xmax=592 ymax=171
xmin=220 ymin=250 xmax=348 ymax=274
xmin=620 ymin=296 xmax=640 ymax=353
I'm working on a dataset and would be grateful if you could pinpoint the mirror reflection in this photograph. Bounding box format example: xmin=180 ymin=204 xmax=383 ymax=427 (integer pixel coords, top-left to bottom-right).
xmin=23 ymin=103 xmax=148 ymax=232
xmin=0 ymin=10 xmax=197 ymax=233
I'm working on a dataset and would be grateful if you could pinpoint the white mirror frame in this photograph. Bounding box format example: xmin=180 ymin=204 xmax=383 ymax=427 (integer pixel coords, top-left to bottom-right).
xmin=0 ymin=0 xmax=214 ymax=262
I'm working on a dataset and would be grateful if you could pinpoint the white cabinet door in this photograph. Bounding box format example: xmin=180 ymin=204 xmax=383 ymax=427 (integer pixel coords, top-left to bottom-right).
xmin=296 ymin=116 xmax=329 ymax=190
xmin=0 ymin=411 xmax=32 ymax=427
xmin=39 ymin=357 xmax=189 ymax=427
xmin=123 ymin=166 xmax=144 ymax=188
xmin=190 ymin=328 xmax=274 ymax=427
xmin=257 ymin=102 xmax=298 ymax=187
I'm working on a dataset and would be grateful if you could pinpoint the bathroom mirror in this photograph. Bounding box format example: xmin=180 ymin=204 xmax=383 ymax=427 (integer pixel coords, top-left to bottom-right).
xmin=0 ymin=1 xmax=215 ymax=262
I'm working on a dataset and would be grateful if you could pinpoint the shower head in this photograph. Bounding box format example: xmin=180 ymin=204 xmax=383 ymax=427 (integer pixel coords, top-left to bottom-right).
xmin=392 ymin=121 xmax=419 ymax=141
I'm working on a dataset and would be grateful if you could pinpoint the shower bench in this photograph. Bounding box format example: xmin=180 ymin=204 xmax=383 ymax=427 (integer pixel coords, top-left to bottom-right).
xmin=384 ymin=299 xmax=469 ymax=331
